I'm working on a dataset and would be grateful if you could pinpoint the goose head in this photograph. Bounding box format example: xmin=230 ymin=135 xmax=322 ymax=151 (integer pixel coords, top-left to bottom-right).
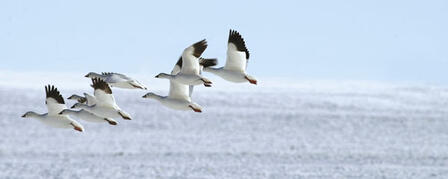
xmin=142 ymin=92 xmax=156 ymax=99
xmin=67 ymin=95 xmax=87 ymax=103
xmin=155 ymin=73 xmax=171 ymax=79
xmin=84 ymin=72 xmax=100 ymax=78
xmin=68 ymin=94 xmax=82 ymax=100
xmin=59 ymin=109 xmax=73 ymax=115
xmin=71 ymin=103 xmax=83 ymax=109
xmin=21 ymin=111 xmax=38 ymax=118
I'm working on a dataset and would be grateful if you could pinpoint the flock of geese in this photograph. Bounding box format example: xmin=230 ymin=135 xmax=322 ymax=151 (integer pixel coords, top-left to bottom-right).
xmin=21 ymin=29 xmax=257 ymax=132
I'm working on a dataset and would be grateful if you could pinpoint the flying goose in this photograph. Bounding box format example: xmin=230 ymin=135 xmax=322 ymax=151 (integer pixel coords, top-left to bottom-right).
xmin=142 ymin=57 xmax=217 ymax=112
xmin=21 ymin=85 xmax=84 ymax=132
xmin=72 ymin=78 xmax=132 ymax=120
xmin=85 ymin=72 xmax=147 ymax=90
xmin=155 ymin=39 xmax=214 ymax=87
xmin=204 ymin=30 xmax=257 ymax=85
xmin=59 ymin=109 xmax=117 ymax=125
xmin=67 ymin=93 xmax=96 ymax=106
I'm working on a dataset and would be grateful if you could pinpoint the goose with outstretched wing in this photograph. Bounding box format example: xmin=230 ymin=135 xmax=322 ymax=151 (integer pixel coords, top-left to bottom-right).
xmin=21 ymin=85 xmax=84 ymax=132
xmin=85 ymin=72 xmax=147 ymax=90
xmin=155 ymin=39 xmax=214 ymax=87
xmin=204 ymin=30 xmax=257 ymax=85
xmin=143 ymin=57 xmax=216 ymax=112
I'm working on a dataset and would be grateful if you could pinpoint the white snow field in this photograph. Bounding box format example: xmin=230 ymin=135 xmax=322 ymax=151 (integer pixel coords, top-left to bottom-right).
xmin=1 ymin=81 xmax=448 ymax=178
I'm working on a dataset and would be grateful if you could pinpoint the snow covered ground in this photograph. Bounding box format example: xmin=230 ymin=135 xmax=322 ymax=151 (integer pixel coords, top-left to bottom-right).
xmin=1 ymin=81 xmax=448 ymax=178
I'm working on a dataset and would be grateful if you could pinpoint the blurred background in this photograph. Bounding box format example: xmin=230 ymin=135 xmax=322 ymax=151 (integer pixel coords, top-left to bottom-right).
xmin=1 ymin=1 xmax=448 ymax=178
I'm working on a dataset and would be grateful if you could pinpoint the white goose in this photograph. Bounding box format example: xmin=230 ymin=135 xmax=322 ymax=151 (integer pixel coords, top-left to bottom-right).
xmin=59 ymin=109 xmax=117 ymax=125
xmin=155 ymin=39 xmax=213 ymax=87
xmin=21 ymin=85 xmax=84 ymax=132
xmin=68 ymin=93 xmax=96 ymax=106
xmin=204 ymin=30 xmax=257 ymax=85
xmin=72 ymin=78 xmax=132 ymax=120
xmin=142 ymin=58 xmax=216 ymax=112
xmin=85 ymin=72 xmax=147 ymax=90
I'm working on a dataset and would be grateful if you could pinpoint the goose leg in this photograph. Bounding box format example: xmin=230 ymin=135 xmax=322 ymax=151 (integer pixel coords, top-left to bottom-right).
xmin=189 ymin=105 xmax=202 ymax=113
xmin=70 ymin=123 xmax=83 ymax=132
xmin=118 ymin=111 xmax=131 ymax=120
xmin=201 ymin=78 xmax=212 ymax=87
xmin=245 ymin=76 xmax=257 ymax=85
xmin=104 ymin=118 xmax=117 ymax=125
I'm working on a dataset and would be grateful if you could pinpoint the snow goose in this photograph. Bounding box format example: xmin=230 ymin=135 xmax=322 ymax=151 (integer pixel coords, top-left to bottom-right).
xmin=204 ymin=30 xmax=257 ymax=85
xmin=155 ymin=39 xmax=214 ymax=87
xmin=85 ymin=72 xmax=147 ymax=90
xmin=59 ymin=109 xmax=117 ymax=125
xmin=21 ymin=85 xmax=84 ymax=132
xmin=142 ymin=57 xmax=216 ymax=112
xmin=72 ymin=78 xmax=132 ymax=120
xmin=67 ymin=93 xmax=96 ymax=106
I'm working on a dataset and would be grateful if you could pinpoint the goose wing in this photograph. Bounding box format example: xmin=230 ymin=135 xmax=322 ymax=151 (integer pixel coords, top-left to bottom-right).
xmin=180 ymin=39 xmax=207 ymax=75
xmin=168 ymin=57 xmax=191 ymax=100
xmin=101 ymin=72 xmax=131 ymax=83
xmin=224 ymin=30 xmax=250 ymax=72
xmin=199 ymin=57 xmax=218 ymax=69
xmin=91 ymin=78 xmax=116 ymax=107
xmin=168 ymin=81 xmax=189 ymax=100
xmin=45 ymin=85 xmax=67 ymax=115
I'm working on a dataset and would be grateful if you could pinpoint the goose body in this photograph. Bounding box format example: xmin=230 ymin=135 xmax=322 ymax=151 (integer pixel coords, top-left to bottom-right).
xmin=22 ymin=112 xmax=83 ymax=130
xmin=72 ymin=103 xmax=131 ymax=120
xmin=21 ymin=85 xmax=84 ymax=132
xmin=204 ymin=30 xmax=257 ymax=85
xmin=59 ymin=109 xmax=117 ymax=125
xmin=204 ymin=67 xmax=254 ymax=83
xmin=143 ymin=94 xmax=202 ymax=112
xmin=72 ymin=78 xmax=132 ymax=120
xmin=85 ymin=72 xmax=147 ymax=90
xmin=155 ymin=40 xmax=213 ymax=87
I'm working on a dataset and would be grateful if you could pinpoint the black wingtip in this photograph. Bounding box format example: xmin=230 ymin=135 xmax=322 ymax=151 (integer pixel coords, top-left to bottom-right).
xmin=228 ymin=29 xmax=250 ymax=59
xmin=45 ymin=85 xmax=65 ymax=104
xmin=199 ymin=58 xmax=218 ymax=68
xmin=176 ymin=56 xmax=183 ymax=68
xmin=102 ymin=72 xmax=115 ymax=76
xmin=191 ymin=39 xmax=208 ymax=58
xmin=78 ymin=97 xmax=87 ymax=104
xmin=91 ymin=78 xmax=112 ymax=94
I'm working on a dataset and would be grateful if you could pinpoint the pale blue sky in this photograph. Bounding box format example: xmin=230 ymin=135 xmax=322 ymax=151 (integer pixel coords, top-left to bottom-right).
xmin=0 ymin=0 xmax=447 ymax=84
